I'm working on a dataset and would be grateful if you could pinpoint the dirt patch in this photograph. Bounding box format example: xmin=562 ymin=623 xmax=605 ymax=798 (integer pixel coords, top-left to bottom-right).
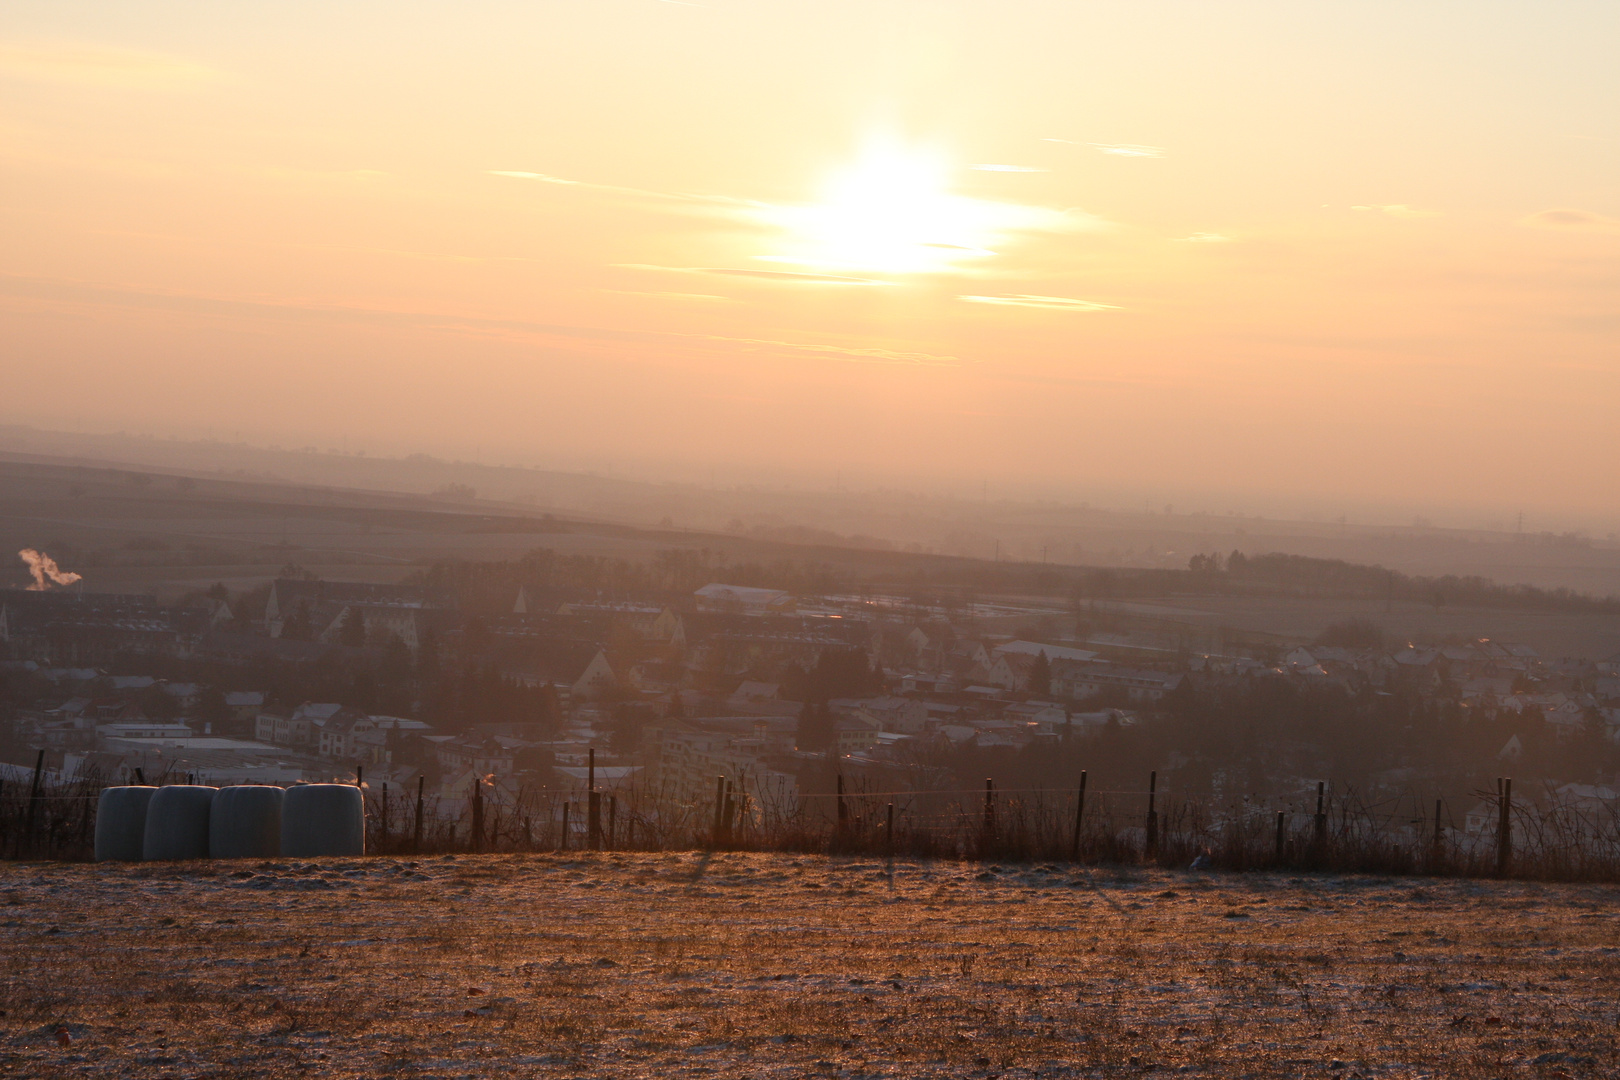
xmin=2 ymin=853 xmax=1617 ymax=1077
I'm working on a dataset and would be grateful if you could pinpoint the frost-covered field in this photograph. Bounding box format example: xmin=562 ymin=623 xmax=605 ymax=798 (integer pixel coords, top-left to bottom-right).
xmin=2 ymin=853 xmax=1617 ymax=1078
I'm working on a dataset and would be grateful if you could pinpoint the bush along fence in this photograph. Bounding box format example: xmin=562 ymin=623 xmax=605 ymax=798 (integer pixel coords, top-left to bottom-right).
xmin=6 ymin=756 xmax=1620 ymax=882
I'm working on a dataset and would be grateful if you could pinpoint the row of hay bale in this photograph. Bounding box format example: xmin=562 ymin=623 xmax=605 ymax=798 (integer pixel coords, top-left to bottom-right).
xmin=93 ymin=783 xmax=365 ymax=861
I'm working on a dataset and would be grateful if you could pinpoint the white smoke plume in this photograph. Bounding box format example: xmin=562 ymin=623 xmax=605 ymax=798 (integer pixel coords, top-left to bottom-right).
xmin=18 ymin=549 xmax=83 ymax=591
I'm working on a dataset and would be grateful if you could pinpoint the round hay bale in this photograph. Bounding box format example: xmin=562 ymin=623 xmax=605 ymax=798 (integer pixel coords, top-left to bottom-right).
xmin=141 ymin=785 xmax=219 ymax=861
xmin=209 ymin=785 xmax=284 ymax=859
xmin=94 ymin=786 xmax=158 ymax=861
xmin=281 ymin=783 xmax=365 ymax=857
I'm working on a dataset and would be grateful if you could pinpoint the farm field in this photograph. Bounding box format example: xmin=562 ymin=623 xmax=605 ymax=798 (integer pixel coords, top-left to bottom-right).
xmin=2 ymin=853 xmax=1618 ymax=1078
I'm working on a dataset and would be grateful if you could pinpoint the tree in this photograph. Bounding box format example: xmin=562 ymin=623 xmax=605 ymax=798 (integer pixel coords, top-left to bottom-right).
xmin=607 ymin=702 xmax=656 ymax=752
xmin=796 ymin=702 xmax=835 ymax=753
xmin=791 ymin=648 xmax=883 ymax=705
xmin=280 ymin=604 xmax=313 ymax=641
xmin=338 ymin=607 xmax=367 ymax=648
xmin=137 ymin=684 xmax=180 ymax=721
xmin=1030 ymin=650 xmax=1052 ymax=696
xmin=194 ymin=686 xmax=232 ymax=733
xmin=1314 ymin=619 xmax=1385 ymax=650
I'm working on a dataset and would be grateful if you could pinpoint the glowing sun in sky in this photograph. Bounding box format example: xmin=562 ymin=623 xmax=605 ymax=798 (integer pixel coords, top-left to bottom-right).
xmin=759 ymin=141 xmax=1070 ymax=277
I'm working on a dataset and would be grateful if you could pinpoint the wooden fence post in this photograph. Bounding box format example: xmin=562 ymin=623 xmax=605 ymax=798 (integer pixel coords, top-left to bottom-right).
xmin=723 ymin=780 xmax=736 ymax=845
xmin=833 ymin=774 xmax=847 ymax=848
xmin=1144 ymin=771 xmax=1158 ymax=859
xmin=1313 ymin=782 xmax=1327 ymax=848
xmin=607 ymin=795 xmax=617 ymax=851
xmin=1071 ymin=770 xmax=1087 ymax=861
xmin=412 ymin=775 xmax=425 ymax=853
xmin=886 ymin=802 xmax=895 ymax=854
xmin=1431 ymin=797 xmax=1444 ymax=867
xmin=470 ymin=777 xmax=484 ymax=853
xmin=587 ymin=748 xmax=601 ymax=850
xmin=1274 ymin=810 xmax=1286 ymax=862
xmin=712 ymin=775 xmax=727 ymax=848
xmin=26 ymin=749 xmax=45 ymax=853
xmin=1497 ymin=777 xmax=1513 ymax=876
xmin=982 ymin=778 xmax=995 ymax=841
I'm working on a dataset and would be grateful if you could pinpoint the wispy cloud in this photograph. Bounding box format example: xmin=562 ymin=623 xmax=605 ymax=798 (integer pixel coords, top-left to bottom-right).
xmin=615 ymin=264 xmax=888 ymax=285
xmin=704 ymin=336 xmax=961 ymax=366
xmin=1351 ymin=204 xmax=1436 ymax=218
xmin=488 ymin=171 xmax=578 ymax=185
xmin=487 ymin=170 xmax=762 ymax=209
xmin=0 ymin=272 xmax=948 ymax=370
xmin=1177 ymin=232 xmax=1230 ymax=243
xmin=1522 ymin=208 xmax=1620 ymax=233
xmin=1092 ymin=144 xmax=1163 ymax=158
xmin=602 ymin=290 xmax=732 ymax=302
xmin=969 ymin=164 xmax=1046 ymax=173
xmin=0 ymin=42 xmax=217 ymax=88
xmin=1041 ymin=139 xmax=1164 ymax=157
xmin=959 ymin=294 xmax=1117 ymax=311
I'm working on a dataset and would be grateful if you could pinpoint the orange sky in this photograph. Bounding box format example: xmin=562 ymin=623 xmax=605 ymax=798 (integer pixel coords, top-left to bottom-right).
xmin=2 ymin=2 xmax=1618 ymax=527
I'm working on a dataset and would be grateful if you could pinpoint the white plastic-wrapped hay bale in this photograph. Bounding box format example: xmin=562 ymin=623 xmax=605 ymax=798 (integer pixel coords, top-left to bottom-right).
xmin=281 ymin=783 xmax=365 ymax=857
xmin=209 ymin=785 xmax=284 ymax=859
xmin=141 ymin=785 xmax=219 ymax=861
xmin=94 ymin=786 xmax=158 ymax=861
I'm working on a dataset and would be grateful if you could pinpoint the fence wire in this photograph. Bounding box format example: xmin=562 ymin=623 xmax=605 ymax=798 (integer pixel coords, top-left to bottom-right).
xmin=7 ymin=768 xmax=1620 ymax=882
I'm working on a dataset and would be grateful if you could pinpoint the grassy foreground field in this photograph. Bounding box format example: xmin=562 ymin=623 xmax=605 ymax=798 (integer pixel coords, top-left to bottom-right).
xmin=2 ymin=854 xmax=1617 ymax=1078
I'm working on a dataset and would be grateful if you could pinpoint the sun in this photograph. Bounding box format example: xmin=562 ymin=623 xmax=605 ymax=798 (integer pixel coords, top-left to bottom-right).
xmin=760 ymin=143 xmax=999 ymax=276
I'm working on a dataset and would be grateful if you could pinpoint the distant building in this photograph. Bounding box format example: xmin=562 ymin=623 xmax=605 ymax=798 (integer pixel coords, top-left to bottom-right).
xmin=493 ymin=637 xmax=616 ymax=702
xmin=1050 ymin=661 xmax=1182 ymax=704
xmin=436 ymin=737 xmax=516 ymax=779
xmin=556 ymin=601 xmax=685 ymax=645
xmin=0 ymin=590 xmax=210 ymax=664
xmin=993 ymin=640 xmax=1101 ymax=664
xmin=694 ymin=583 xmax=795 ymax=616
xmin=649 ymin=725 xmax=798 ymax=811
xmin=263 ymin=578 xmax=434 ymax=648
xmin=255 ymin=702 xmax=345 ymax=748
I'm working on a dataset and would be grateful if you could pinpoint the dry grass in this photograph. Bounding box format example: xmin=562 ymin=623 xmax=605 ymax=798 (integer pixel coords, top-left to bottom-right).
xmin=1 ymin=854 xmax=1618 ymax=1077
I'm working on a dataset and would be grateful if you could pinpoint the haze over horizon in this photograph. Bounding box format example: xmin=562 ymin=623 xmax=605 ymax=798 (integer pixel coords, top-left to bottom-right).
xmin=3 ymin=1 xmax=1617 ymax=529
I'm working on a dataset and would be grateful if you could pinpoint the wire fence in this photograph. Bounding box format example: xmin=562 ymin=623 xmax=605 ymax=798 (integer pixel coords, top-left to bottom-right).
xmin=7 ymin=764 xmax=1620 ymax=882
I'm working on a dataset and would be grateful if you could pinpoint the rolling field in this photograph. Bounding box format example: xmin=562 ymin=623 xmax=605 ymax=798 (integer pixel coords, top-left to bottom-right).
xmin=2 ymin=853 xmax=1618 ymax=1078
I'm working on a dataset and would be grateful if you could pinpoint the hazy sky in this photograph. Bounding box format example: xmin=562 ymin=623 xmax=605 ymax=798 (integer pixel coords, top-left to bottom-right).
xmin=3 ymin=2 xmax=1617 ymax=525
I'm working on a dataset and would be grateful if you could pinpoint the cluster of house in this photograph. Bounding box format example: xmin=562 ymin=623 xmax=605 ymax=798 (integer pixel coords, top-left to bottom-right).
xmin=8 ymin=572 xmax=1620 ymax=820
xmin=1 ymin=670 xmax=600 ymax=801
xmin=1267 ymin=638 xmax=1620 ymax=748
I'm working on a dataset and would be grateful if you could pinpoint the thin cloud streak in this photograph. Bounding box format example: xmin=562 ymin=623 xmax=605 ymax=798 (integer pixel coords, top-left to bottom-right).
xmin=1351 ymin=204 xmax=1436 ymax=218
xmin=1522 ymin=208 xmax=1620 ymax=233
xmin=0 ymin=43 xmax=217 ymax=87
xmin=487 ymin=170 xmax=764 ymax=209
xmin=959 ymin=294 xmax=1118 ymax=311
xmin=615 ymin=263 xmax=888 ymax=285
xmin=601 ymin=290 xmax=733 ymax=302
xmin=488 ymin=171 xmax=579 ymax=185
xmin=1092 ymin=144 xmax=1163 ymax=158
xmin=702 ymin=336 xmax=961 ymax=366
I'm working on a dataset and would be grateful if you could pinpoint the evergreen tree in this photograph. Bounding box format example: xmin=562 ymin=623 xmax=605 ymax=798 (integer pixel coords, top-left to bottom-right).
xmin=1031 ymin=650 xmax=1052 ymax=696
xmin=338 ymin=607 xmax=367 ymax=648
xmin=796 ymin=701 xmax=835 ymax=752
